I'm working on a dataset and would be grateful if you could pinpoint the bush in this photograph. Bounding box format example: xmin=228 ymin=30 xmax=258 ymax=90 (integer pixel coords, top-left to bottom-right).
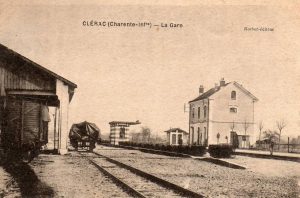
xmin=160 ymin=145 xmax=166 ymax=151
xmin=154 ymin=144 xmax=161 ymax=150
xmin=208 ymin=144 xmax=233 ymax=158
xmin=164 ymin=145 xmax=170 ymax=152
xmin=119 ymin=142 xmax=129 ymax=146
xmin=116 ymin=142 xmax=207 ymax=156
xmin=177 ymin=145 xmax=186 ymax=153
xmin=189 ymin=145 xmax=207 ymax=156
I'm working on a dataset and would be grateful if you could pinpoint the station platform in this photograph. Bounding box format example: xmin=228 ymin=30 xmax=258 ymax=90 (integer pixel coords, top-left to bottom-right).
xmin=234 ymin=149 xmax=300 ymax=162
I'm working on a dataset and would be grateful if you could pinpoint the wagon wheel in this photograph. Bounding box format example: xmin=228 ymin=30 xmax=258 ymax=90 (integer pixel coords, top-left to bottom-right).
xmin=89 ymin=141 xmax=96 ymax=152
xmin=89 ymin=145 xmax=93 ymax=152
xmin=22 ymin=150 xmax=33 ymax=163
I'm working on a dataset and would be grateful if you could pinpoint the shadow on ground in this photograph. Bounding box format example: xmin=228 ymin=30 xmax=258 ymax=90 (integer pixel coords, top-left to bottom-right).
xmin=2 ymin=157 xmax=55 ymax=197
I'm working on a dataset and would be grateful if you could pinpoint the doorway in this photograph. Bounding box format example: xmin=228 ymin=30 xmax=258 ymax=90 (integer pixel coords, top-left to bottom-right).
xmin=44 ymin=106 xmax=59 ymax=153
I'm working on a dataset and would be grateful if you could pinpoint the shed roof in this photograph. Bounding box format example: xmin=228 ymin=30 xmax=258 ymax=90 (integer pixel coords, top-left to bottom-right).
xmin=109 ymin=120 xmax=141 ymax=126
xmin=164 ymin=128 xmax=188 ymax=134
xmin=0 ymin=43 xmax=77 ymax=89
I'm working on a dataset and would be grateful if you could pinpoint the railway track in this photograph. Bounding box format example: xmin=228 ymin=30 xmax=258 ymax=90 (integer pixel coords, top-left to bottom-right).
xmin=79 ymin=151 xmax=204 ymax=198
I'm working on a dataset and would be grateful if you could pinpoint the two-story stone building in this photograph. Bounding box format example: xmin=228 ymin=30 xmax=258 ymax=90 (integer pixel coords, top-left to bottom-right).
xmin=189 ymin=78 xmax=258 ymax=148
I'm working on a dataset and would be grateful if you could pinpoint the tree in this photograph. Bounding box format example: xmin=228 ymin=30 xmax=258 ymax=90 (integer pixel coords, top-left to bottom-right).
xmin=258 ymin=120 xmax=264 ymax=148
xmin=263 ymin=130 xmax=279 ymax=143
xmin=276 ymin=119 xmax=287 ymax=150
xmin=141 ymin=127 xmax=151 ymax=143
xmin=263 ymin=130 xmax=280 ymax=155
xmin=130 ymin=127 xmax=152 ymax=143
xmin=130 ymin=131 xmax=141 ymax=143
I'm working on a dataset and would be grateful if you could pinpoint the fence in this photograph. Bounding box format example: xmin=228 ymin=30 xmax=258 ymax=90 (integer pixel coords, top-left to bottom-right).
xmin=255 ymin=143 xmax=300 ymax=153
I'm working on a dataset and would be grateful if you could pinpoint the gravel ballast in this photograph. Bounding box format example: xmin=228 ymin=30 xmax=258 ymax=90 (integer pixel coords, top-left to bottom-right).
xmin=29 ymin=153 xmax=130 ymax=198
xmin=95 ymin=146 xmax=300 ymax=198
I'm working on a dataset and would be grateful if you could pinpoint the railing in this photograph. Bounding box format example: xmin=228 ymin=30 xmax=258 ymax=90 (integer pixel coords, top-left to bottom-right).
xmin=254 ymin=143 xmax=300 ymax=153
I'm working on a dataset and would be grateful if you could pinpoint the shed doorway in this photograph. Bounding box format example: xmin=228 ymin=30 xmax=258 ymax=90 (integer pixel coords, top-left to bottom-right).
xmin=42 ymin=106 xmax=59 ymax=153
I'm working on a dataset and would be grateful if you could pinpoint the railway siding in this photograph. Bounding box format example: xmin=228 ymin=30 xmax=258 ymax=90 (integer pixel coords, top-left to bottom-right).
xmin=80 ymin=151 xmax=204 ymax=198
xmin=95 ymin=145 xmax=299 ymax=197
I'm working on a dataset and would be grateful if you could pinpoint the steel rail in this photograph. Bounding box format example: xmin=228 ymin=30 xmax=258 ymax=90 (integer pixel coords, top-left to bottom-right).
xmin=79 ymin=152 xmax=145 ymax=198
xmin=92 ymin=151 xmax=205 ymax=198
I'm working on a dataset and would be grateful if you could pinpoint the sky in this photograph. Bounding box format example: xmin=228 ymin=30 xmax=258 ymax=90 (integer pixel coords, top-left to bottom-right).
xmin=0 ymin=1 xmax=299 ymax=139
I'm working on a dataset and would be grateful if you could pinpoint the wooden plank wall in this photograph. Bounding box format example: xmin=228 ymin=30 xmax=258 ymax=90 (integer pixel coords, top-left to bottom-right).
xmin=0 ymin=60 xmax=56 ymax=91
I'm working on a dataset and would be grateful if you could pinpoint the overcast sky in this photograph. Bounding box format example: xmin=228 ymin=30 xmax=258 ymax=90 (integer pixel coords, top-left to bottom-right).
xmin=0 ymin=1 xmax=299 ymax=138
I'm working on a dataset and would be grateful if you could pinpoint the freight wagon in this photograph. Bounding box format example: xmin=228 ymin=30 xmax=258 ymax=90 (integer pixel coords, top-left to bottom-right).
xmin=0 ymin=43 xmax=77 ymax=160
xmin=1 ymin=96 xmax=50 ymax=162
xmin=69 ymin=121 xmax=100 ymax=152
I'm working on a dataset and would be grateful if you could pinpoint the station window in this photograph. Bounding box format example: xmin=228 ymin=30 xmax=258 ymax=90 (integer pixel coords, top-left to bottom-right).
xmin=197 ymin=127 xmax=200 ymax=145
xmin=198 ymin=107 xmax=200 ymax=119
xmin=192 ymin=108 xmax=195 ymax=118
xmin=172 ymin=134 xmax=176 ymax=145
xmin=120 ymin=127 xmax=125 ymax=138
xmin=230 ymin=107 xmax=237 ymax=113
xmin=178 ymin=134 xmax=183 ymax=145
xmin=191 ymin=127 xmax=194 ymax=143
xmin=231 ymin=91 xmax=236 ymax=100
xmin=204 ymin=106 xmax=207 ymax=118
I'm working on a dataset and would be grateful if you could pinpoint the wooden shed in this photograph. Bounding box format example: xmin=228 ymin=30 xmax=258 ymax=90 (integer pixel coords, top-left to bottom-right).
xmin=0 ymin=43 xmax=77 ymax=154
xmin=165 ymin=128 xmax=188 ymax=145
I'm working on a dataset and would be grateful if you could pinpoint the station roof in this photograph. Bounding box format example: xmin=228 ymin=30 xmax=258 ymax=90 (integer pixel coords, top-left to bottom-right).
xmin=189 ymin=82 xmax=230 ymax=103
xmin=109 ymin=120 xmax=141 ymax=126
xmin=164 ymin=128 xmax=188 ymax=134
xmin=189 ymin=81 xmax=258 ymax=103
xmin=0 ymin=43 xmax=77 ymax=89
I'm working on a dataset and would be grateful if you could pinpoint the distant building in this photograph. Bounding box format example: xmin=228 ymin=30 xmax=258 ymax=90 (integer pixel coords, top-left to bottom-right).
xmin=109 ymin=120 xmax=141 ymax=145
xmin=188 ymin=78 xmax=258 ymax=148
xmin=165 ymin=128 xmax=188 ymax=145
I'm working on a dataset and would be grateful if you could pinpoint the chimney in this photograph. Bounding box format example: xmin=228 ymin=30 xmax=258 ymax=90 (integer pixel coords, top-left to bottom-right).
xmin=199 ymin=85 xmax=204 ymax=94
xmin=214 ymin=83 xmax=219 ymax=90
xmin=220 ymin=78 xmax=225 ymax=86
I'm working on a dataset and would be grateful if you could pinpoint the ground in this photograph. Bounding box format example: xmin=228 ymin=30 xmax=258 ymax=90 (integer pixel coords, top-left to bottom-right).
xmin=0 ymin=153 xmax=129 ymax=198
xmin=95 ymin=146 xmax=300 ymax=198
xmin=0 ymin=145 xmax=299 ymax=197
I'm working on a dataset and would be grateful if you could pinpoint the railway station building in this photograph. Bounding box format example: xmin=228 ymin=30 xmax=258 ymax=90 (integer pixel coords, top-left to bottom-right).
xmin=188 ymin=78 xmax=258 ymax=148
xmin=0 ymin=43 xmax=77 ymax=154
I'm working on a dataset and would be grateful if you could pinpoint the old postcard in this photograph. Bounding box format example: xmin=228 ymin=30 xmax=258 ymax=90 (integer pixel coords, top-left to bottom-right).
xmin=0 ymin=1 xmax=299 ymax=197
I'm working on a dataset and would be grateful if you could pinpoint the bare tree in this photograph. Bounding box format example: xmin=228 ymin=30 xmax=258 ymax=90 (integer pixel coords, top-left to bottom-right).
xmin=258 ymin=120 xmax=264 ymax=148
xmin=276 ymin=119 xmax=287 ymax=150
xmin=263 ymin=130 xmax=279 ymax=142
xmin=130 ymin=130 xmax=141 ymax=143
xmin=130 ymin=127 xmax=151 ymax=143
xmin=141 ymin=127 xmax=151 ymax=143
